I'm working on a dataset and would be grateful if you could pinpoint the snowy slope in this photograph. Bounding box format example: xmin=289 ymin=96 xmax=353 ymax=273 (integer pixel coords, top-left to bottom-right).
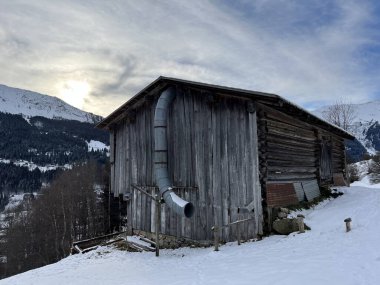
xmin=86 ymin=140 xmax=110 ymax=152
xmin=314 ymin=100 xmax=380 ymax=125
xmin=1 ymin=183 xmax=379 ymax=285
xmin=0 ymin=84 xmax=101 ymax=123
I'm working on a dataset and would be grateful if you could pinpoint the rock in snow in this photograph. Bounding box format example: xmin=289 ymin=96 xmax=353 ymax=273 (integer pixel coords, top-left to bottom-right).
xmin=1 ymin=180 xmax=380 ymax=285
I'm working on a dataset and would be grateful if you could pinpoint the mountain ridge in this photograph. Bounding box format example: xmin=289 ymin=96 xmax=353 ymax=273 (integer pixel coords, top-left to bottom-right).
xmin=0 ymin=84 xmax=109 ymax=196
xmin=0 ymin=84 xmax=102 ymax=124
xmin=313 ymin=100 xmax=380 ymax=160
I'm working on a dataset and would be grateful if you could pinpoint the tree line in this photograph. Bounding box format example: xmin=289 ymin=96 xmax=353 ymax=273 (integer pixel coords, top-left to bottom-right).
xmin=1 ymin=161 xmax=111 ymax=278
xmin=0 ymin=112 xmax=109 ymax=165
xmin=0 ymin=163 xmax=55 ymax=196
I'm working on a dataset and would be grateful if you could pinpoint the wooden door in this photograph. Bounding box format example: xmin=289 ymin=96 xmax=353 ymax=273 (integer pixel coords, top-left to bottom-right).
xmin=320 ymin=138 xmax=333 ymax=181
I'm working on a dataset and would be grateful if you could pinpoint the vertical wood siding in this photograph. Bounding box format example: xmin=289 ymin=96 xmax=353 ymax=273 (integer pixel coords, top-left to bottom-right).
xmin=112 ymin=86 xmax=262 ymax=241
xmin=109 ymin=131 xmax=116 ymax=197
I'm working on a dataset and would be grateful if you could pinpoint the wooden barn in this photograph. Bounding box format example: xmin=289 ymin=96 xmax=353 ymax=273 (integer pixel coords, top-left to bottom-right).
xmin=97 ymin=77 xmax=354 ymax=243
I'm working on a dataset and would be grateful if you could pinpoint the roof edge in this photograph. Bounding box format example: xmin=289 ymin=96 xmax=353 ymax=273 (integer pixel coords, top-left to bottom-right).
xmin=96 ymin=76 xmax=355 ymax=140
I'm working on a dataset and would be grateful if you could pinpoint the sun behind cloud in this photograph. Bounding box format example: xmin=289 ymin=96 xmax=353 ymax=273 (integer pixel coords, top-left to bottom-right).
xmin=58 ymin=80 xmax=90 ymax=110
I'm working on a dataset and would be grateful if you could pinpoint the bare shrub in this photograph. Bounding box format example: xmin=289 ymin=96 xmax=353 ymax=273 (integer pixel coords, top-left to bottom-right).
xmin=4 ymin=161 xmax=108 ymax=277
xmin=322 ymin=99 xmax=356 ymax=131
xmin=347 ymin=164 xmax=360 ymax=183
xmin=368 ymin=154 xmax=380 ymax=184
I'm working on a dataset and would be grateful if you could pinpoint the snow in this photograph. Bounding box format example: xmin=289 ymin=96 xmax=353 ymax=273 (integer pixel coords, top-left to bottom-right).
xmin=86 ymin=140 xmax=109 ymax=152
xmin=2 ymin=194 xmax=24 ymax=212
xmin=1 ymin=180 xmax=380 ymax=285
xmin=126 ymin=236 xmax=153 ymax=248
xmin=313 ymin=100 xmax=380 ymax=127
xmin=0 ymin=194 xmax=25 ymax=232
xmin=0 ymin=158 xmax=72 ymax=172
xmin=0 ymin=84 xmax=101 ymax=123
xmin=313 ymin=101 xmax=380 ymax=154
xmin=353 ymin=160 xmax=372 ymax=179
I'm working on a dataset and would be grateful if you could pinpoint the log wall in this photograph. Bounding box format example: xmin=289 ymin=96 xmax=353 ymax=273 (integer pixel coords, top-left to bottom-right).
xmin=257 ymin=104 xmax=319 ymax=184
xmin=257 ymin=103 xmax=348 ymax=198
xmin=110 ymin=86 xmax=262 ymax=242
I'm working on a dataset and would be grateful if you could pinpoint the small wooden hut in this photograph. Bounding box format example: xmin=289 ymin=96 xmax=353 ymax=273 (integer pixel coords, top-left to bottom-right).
xmin=97 ymin=77 xmax=354 ymax=242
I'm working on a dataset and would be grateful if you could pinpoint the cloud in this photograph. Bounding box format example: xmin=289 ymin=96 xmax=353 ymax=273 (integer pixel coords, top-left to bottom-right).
xmin=0 ymin=0 xmax=379 ymax=116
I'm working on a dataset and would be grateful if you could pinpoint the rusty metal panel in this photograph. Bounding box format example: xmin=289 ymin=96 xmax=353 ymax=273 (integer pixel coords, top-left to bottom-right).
xmin=293 ymin=182 xmax=305 ymax=201
xmin=266 ymin=183 xmax=299 ymax=207
xmin=302 ymin=180 xmax=320 ymax=201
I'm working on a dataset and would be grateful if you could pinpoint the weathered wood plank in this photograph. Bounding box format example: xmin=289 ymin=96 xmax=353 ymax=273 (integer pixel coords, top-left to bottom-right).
xmin=249 ymin=111 xmax=263 ymax=235
xmin=220 ymin=99 xmax=230 ymax=240
xmin=267 ymin=126 xmax=316 ymax=141
xmin=268 ymin=173 xmax=317 ymax=180
xmin=265 ymin=119 xmax=316 ymax=137
xmin=268 ymin=166 xmax=317 ymax=173
xmin=212 ymin=101 xmax=223 ymax=239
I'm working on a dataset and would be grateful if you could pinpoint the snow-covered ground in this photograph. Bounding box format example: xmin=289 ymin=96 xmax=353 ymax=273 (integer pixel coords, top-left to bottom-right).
xmin=353 ymin=159 xmax=371 ymax=179
xmin=0 ymin=158 xmax=71 ymax=172
xmin=0 ymin=194 xmax=25 ymax=234
xmin=86 ymin=140 xmax=110 ymax=152
xmin=1 ymin=181 xmax=380 ymax=285
xmin=2 ymin=194 xmax=24 ymax=213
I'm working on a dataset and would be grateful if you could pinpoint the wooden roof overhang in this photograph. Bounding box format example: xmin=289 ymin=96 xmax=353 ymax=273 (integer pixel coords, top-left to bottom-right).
xmin=96 ymin=76 xmax=354 ymax=140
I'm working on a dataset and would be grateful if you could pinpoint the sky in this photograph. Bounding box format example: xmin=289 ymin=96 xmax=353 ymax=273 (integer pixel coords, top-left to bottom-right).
xmin=0 ymin=0 xmax=380 ymax=117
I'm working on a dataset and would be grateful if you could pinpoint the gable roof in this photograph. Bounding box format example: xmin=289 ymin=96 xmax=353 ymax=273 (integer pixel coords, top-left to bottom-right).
xmin=97 ymin=76 xmax=354 ymax=140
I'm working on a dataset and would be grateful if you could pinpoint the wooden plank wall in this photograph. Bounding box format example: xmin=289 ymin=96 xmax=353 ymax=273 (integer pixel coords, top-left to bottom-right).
xmin=257 ymin=103 xmax=348 ymax=190
xmin=318 ymin=129 xmax=347 ymax=183
xmin=109 ymin=131 xmax=116 ymax=197
xmin=331 ymin=136 xmax=346 ymax=175
xmin=257 ymin=104 xmax=319 ymax=184
xmin=112 ymin=86 xmax=262 ymax=242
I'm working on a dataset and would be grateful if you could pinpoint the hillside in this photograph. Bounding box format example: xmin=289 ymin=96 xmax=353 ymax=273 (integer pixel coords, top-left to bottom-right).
xmin=0 ymin=180 xmax=378 ymax=285
xmin=0 ymin=84 xmax=101 ymax=123
xmin=0 ymin=85 xmax=109 ymax=196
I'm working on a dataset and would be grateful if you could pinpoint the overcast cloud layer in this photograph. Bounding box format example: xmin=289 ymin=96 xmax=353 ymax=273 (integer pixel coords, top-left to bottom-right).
xmin=0 ymin=0 xmax=379 ymax=116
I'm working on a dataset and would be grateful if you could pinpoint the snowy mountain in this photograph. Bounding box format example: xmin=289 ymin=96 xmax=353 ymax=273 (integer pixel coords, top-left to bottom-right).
xmin=1 ymin=181 xmax=379 ymax=285
xmin=0 ymin=84 xmax=101 ymax=124
xmin=0 ymin=84 xmax=109 ymax=196
xmin=313 ymin=101 xmax=380 ymax=159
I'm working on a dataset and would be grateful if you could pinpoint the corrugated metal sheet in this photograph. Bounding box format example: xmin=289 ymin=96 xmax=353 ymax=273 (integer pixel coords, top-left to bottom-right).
xmin=293 ymin=182 xmax=305 ymax=201
xmin=302 ymin=180 xmax=320 ymax=201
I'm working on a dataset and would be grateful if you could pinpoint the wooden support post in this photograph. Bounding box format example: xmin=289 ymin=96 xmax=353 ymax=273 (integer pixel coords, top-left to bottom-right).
xmin=155 ymin=196 xmax=161 ymax=257
xmin=297 ymin=214 xmax=305 ymax=233
xmin=212 ymin=226 xmax=219 ymax=251
xmin=267 ymin=207 xmax=273 ymax=233
xmin=237 ymin=223 xmax=241 ymax=246
xmin=344 ymin=217 xmax=352 ymax=232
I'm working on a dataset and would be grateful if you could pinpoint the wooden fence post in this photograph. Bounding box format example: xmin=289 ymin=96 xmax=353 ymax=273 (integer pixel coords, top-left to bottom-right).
xmin=155 ymin=196 xmax=161 ymax=257
xmin=237 ymin=223 xmax=241 ymax=245
xmin=297 ymin=214 xmax=305 ymax=233
xmin=212 ymin=226 xmax=219 ymax=251
xmin=344 ymin=218 xmax=352 ymax=232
